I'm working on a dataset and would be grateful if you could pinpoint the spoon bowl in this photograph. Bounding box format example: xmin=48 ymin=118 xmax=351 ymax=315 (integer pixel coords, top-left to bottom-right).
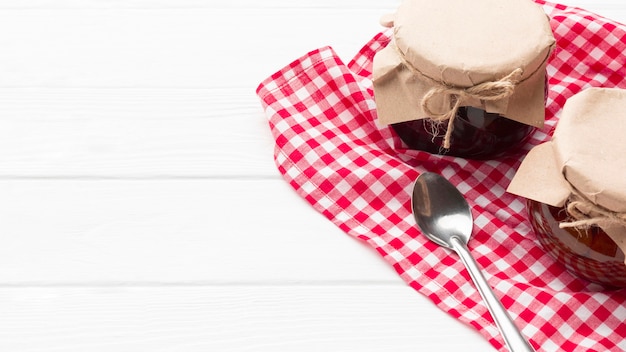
xmin=411 ymin=172 xmax=473 ymax=249
xmin=411 ymin=172 xmax=536 ymax=352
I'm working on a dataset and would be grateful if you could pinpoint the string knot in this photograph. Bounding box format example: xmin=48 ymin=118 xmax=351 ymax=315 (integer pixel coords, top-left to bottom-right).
xmin=393 ymin=43 xmax=523 ymax=149
xmin=559 ymin=189 xmax=626 ymax=230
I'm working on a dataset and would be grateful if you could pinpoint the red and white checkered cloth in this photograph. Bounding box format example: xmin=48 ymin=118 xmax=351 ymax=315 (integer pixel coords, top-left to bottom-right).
xmin=256 ymin=1 xmax=626 ymax=351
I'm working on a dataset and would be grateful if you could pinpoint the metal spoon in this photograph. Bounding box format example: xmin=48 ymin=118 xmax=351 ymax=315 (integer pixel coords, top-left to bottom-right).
xmin=411 ymin=172 xmax=536 ymax=352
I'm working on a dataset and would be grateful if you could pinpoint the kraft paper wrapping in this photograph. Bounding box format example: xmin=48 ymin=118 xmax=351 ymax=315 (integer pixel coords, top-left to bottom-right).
xmin=372 ymin=0 xmax=555 ymax=127
xmin=508 ymin=87 xmax=626 ymax=256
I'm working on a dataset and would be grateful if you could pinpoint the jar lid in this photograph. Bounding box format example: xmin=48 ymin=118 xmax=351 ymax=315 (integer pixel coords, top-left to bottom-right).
xmin=508 ymin=88 xmax=626 ymax=246
xmin=373 ymin=0 xmax=555 ymax=127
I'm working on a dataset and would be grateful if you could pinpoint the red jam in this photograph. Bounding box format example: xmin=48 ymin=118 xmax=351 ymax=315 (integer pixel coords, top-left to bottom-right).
xmin=527 ymin=199 xmax=626 ymax=288
xmin=391 ymin=106 xmax=535 ymax=159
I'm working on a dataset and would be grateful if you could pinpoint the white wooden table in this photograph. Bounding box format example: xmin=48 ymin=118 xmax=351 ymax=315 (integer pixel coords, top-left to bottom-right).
xmin=0 ymin=1 xmax=622 ymax=351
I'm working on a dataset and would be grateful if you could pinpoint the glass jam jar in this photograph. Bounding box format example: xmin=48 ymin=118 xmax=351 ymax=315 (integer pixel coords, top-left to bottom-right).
xmin=527 ymin=199 xmax=626 ymax=288
xmin=508 ymin=87 xmax=626 ymax=289
xmin=372 ymin=0 xmax=555 ymax=160
xmin=391 ymin=106 xmax=536 ymax=159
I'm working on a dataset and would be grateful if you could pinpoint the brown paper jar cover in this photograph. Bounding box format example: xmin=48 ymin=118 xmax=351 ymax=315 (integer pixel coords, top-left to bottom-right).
xmin=372 ymin=0 xmax=555 ymax=158
xmin=508 ymin=87 xmax=626 ymax=287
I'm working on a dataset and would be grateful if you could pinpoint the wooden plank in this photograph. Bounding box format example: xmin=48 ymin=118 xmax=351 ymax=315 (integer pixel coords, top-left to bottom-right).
xmin=0 ymin=0 xmax=401 ymax=9
xmin=0 ymin=88 xmax=278 ymax=177
xmin=0 ymin=285 xmax=494 ymax=351
xmin=0 ymin=0 xmax=618 ymax=11
xmin=0 ymin=8 xmax=388 ymax=88
xmin=0 ymin=179 xmax=400 ymax=284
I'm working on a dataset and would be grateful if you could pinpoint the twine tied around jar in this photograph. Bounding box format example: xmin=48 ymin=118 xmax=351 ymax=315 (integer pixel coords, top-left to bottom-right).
xmin=559 ymin=189 xmax=626 ymax=230
xmin=393 ymin=44 xmax=523 ymax=149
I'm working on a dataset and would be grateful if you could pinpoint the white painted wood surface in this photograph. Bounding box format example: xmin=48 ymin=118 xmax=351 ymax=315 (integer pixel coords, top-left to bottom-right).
xmin=0 ymin=1 xmax=622 ymax=351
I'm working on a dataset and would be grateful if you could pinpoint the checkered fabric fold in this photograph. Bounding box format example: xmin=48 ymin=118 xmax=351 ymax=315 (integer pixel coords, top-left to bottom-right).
xmin=256 ymin=1 xmax=626 ymax=351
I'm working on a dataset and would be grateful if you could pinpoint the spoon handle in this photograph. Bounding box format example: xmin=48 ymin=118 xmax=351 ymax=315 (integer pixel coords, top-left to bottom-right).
xmin=450 ymin=237 xmax=536 ymax=352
